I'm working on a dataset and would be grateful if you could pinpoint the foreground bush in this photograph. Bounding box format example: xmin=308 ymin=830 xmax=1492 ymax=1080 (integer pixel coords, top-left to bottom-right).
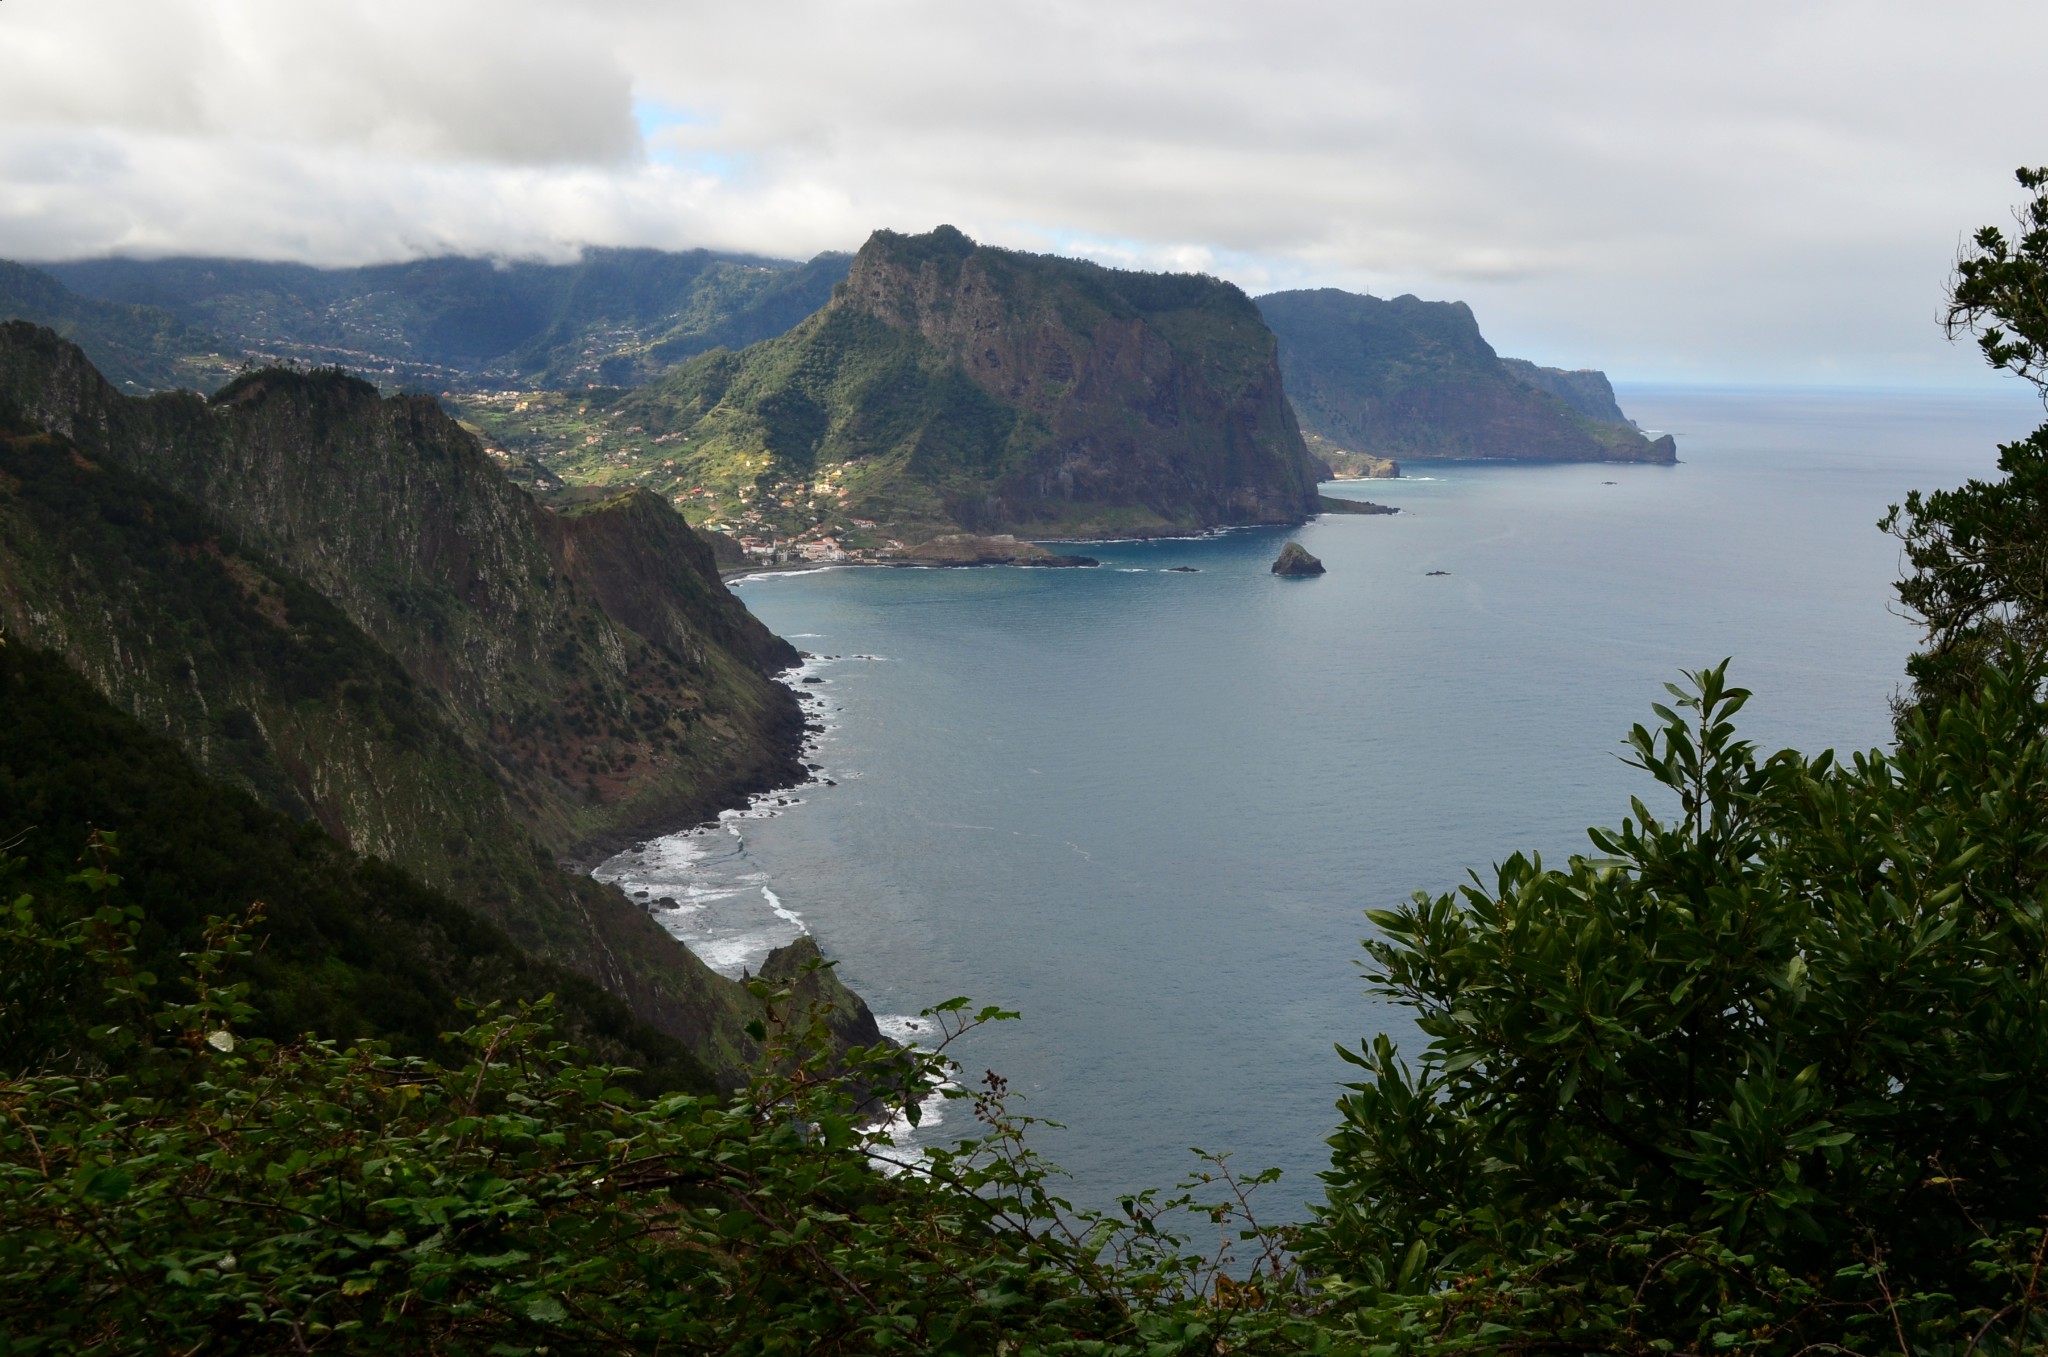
xmin=0 ymin=847 xmax=1311 ymax=1355
xmin=1309 ymin=658 xmax=2048 ymax=1354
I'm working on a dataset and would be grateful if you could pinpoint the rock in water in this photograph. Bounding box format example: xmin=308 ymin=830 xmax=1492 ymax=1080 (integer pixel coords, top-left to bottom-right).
xmin=1272 ymin=541 xmax=1325 ymax=576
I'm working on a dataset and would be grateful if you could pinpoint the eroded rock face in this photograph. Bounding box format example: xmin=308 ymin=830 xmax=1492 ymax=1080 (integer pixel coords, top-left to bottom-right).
xmin=0 ymin=323 xmax=804 ymax=859
xmin=1272 ymin=541 xmax=1326 ymax=576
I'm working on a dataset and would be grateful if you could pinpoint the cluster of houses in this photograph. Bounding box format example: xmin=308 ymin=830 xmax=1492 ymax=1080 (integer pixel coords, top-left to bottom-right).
xmin=729 ymin=529 xmax=908 ymax=568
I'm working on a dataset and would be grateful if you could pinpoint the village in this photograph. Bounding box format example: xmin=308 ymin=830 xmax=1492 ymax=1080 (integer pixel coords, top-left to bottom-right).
xmin=452 ymin=389 xmax=916 ymax=566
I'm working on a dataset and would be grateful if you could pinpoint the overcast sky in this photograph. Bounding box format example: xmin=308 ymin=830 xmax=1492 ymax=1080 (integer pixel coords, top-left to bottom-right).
xmin=2 ymin=0 xmax=2044 ymax=385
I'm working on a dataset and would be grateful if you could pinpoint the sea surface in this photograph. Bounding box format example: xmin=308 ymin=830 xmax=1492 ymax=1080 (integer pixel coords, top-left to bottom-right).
xmin=598 ymin=384 xmax=2041 ymax=1216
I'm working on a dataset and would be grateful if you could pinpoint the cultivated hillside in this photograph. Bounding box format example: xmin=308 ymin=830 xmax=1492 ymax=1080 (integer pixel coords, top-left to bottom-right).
xmin=1257 ymin=288 xmax=1675 ymax=464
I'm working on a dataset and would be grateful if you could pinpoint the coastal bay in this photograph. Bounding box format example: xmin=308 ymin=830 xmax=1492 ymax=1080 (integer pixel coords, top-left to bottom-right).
xmin=599 ymin=384 xmax=2038 ymax=1212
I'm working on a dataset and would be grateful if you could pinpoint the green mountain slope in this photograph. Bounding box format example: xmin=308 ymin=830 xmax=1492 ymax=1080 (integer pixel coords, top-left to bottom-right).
xmin=41 ymin=248 xmax=852 ymax=392
xmin=0 ymin=323 xmax=850 ymax=1080
xmin=0 ymin=260 xmax=233 ymax=394
xmin=1256 ymin=288 xmax=1675 ymax=464
xmin=558 ymin=226 xmax=1321 ymax=545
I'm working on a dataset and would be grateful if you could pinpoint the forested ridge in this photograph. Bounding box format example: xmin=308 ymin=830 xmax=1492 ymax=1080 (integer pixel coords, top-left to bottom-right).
xmin=7 ymin=174 xmax=2048 ymax=1354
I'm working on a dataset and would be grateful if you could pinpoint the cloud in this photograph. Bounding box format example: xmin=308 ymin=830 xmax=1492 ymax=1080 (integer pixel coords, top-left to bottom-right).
xmin=0 ymin=0 xmax=2042 ymax=382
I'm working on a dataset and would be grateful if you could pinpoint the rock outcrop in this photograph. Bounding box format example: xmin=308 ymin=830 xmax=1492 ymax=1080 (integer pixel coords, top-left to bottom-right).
xmin=1272 ymin=541 xmax=1326 ymax=575
xmin=1256 ymin=289 xmax=1675 ymax=465
xmin=1318 ymin=495 xmax=1398 ymax=515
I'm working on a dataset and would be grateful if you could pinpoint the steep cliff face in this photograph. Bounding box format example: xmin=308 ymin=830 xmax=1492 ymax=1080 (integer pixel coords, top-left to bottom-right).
xmin=0 ymin=322 xmax=811 ymax=1079
xmin=0 ymin=322 xmax=803 ymax=857
xmin=1499 ymin=358 xmax=1635 ymax=428
xmin=1256 ymin=289 xmax=1675 ymax=465
xmin=614 ymin=226 xmax=1323 ymax=541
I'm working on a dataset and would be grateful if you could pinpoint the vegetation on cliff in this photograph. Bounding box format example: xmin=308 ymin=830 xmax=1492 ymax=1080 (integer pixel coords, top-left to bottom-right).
xmin=1257 ymin=288 xmax=1675 ymax=464
xmin=517 ymin=225 xmax=1324 ymax=547
xmin=0 ymin=638 xmax=718 ymax=1094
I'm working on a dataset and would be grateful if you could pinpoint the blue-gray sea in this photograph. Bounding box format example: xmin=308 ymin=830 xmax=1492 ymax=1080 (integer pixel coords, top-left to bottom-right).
xmin=598 ymin=385 xmax=2041 ymax=1216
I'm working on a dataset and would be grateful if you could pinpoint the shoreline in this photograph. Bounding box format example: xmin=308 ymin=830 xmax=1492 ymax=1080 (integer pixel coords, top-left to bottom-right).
xmin=560 ymin=656 xmax=817 ymax=872
xmin=716 ymin=515 xmax=1347 ymax=582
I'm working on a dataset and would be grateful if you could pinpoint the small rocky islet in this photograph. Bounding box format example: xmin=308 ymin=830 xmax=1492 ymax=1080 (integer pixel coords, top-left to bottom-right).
xmin=1271 ymin=541 xmax=1326 ymax=576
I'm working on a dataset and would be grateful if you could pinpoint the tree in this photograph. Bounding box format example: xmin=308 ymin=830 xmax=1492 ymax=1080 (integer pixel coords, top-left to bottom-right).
xmin=1306 ymin=658 xmax=2048 ymax=1354
xmin=1885 ymin=168 xmax=2048 ymax=710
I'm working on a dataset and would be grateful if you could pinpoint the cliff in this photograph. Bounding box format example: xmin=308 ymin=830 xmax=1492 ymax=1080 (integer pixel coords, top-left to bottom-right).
xmin=1256 ymin=289 xmax=1675 ymax=464
xmin=1499 ymin=358 xmax=1635 ymax=428
xmin=608 ymin=226 xmax=1324 ymax=542
xmin=0 ymin=323 xmax=803 ymax=853
xmin=0 ymin=321 xmax=813 ymax=1080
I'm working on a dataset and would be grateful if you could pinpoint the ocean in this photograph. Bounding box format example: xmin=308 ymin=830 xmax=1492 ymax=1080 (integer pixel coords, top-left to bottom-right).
xmin=597 ymin=384 xmax=2041 ymax=1216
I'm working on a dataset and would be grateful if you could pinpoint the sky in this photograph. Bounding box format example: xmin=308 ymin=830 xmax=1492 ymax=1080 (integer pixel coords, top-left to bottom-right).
xmin=2 ymin=0 xmax=2045 ymax=386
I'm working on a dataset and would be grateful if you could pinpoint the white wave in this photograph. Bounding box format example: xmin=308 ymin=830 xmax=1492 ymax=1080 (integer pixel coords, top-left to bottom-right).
xmin=876 ymin=1014 xmax=933 ymax=1045
xmin=741 ymin=565 xmax=839 ymax=580
xmin=866 ymin=1013 xmax=957 ymax=1176
xmin=692 ymin=935 xmax=774 ymax=976
xmin=762 ymin=886 xmax=806 ymax=928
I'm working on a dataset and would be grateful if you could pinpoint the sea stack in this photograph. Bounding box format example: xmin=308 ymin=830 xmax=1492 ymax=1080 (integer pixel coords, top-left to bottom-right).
xmin=1272 ymin=541 xmax=1325 ymax=576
